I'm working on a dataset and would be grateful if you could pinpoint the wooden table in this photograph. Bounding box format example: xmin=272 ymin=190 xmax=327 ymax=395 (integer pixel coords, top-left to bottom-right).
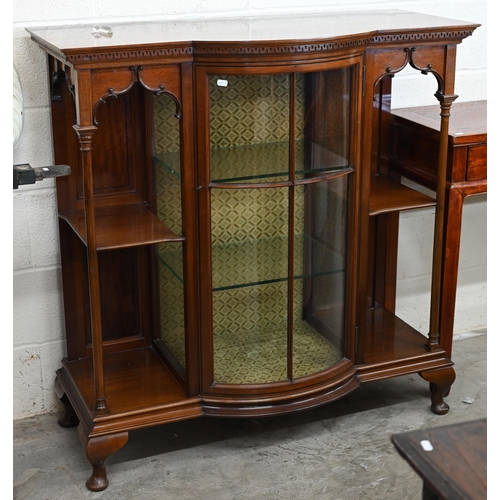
xmin=391 ymin=419 xmax=487 ymax=500
xmin=389 ymin=101 xmax=487 ymax=357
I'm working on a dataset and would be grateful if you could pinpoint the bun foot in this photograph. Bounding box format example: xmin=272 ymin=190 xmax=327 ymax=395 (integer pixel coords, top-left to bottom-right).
xmin=419 ymin=367 xmax=456 ymax=415
xmin=79 ymin=425 xmax=128 ymax=492
xmin=86 ymin=462 xmax=109 ymax=492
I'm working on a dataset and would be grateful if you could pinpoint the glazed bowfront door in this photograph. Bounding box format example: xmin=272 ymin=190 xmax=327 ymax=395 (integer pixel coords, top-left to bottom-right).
xmin=197 ymin=60 xmax=361 ymax=399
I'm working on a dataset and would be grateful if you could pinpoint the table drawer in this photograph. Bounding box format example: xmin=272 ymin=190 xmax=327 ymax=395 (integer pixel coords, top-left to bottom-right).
xmin=467 ymin=144 xmax=487 ymax=181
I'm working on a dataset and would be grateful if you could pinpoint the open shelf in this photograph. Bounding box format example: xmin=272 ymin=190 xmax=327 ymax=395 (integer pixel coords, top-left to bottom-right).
xmin=369 ymin=175 xmax=436 ymax=216
xmin=63 ymin=347 xmax=201 ymax=418
xmin=360 ymin=307 xmax=444 ymax=367
xmin=59 ymin=203 xmax=184 ymax=251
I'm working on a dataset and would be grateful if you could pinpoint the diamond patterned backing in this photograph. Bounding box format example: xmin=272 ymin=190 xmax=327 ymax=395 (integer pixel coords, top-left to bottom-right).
xmin=213 ymin=281 xmax=343 ymax=384
xmin=211 ymin=186 xmax=289 ymax=244
xmin=209 ymin=74 xmax=305 ymax=149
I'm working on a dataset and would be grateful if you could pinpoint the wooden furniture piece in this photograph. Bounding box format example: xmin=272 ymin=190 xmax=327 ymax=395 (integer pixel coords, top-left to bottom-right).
xmin=27 ymin=11 xmax=480 ymax=491
xmin=391 ymin=418 xmax=487 ymax=499
xmin=389 ymin=101 xmax=487 ymax=357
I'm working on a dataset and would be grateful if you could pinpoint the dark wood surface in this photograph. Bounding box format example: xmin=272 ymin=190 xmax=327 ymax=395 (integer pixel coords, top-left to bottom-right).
xmin=390 ymin=100 xmax=487 ymax=188
xmin=59 ymin=203 xmax=184 ymax=250
xmin=27 ymin=11 xmax=479 ymax=53
xmin=392 ymin=100 xmax=486 ymax=143
xmin=63 ymin=348 xmax=201 ymax=418
xmin=362 ymin=308 xmax=440 ymax=366
xmin=391 ymin=419 xmax=487 ymax=500
xmin=369 ymin=175 xmax=436 ymax=216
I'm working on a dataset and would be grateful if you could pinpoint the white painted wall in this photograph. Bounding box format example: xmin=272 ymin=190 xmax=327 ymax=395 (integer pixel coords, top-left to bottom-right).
xmin=12 ymin=0 xmax=487 ymax=419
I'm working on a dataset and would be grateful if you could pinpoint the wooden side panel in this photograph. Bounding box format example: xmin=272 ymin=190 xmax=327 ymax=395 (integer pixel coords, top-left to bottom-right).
xmin=58 ymin=219 xmax=90 ymax=361
xmin=84 ymin=95 xmax=134 ymax=195
xmin=98 ymin=248 xmax=148 ymax=343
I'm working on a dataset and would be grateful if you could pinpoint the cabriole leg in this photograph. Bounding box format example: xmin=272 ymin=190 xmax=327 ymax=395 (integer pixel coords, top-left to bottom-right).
xmin=58 ymin=393 xmax=79 ymax=428
xmin=55 ymin=376 xmax=79 ymax=428
xmin=79 ymin=424 xmax=129 ymax=492
xmin=419 ymin=367 xmax=456 ymax=415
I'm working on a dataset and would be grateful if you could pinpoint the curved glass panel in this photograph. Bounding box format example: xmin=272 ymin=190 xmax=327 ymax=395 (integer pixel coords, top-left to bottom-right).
xmin=208 ymin=67 xmax=353 ymax=385
xmin=295 ymin=68 xmax=352 ymax=180
xmin=292 ymin=179 xmax=348 ymax=378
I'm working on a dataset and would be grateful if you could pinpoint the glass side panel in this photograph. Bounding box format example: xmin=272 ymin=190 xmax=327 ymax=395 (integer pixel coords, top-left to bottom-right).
xmin=209 ymin=74 xmax=290 ymax=183
xmin=293 ymin=179 xmax=348 ymax=378
xmin=154 ymin=93 xmax=185 ymax=369
xmin=157 ymin=242 xmax=185 ymax=366
xmin=295 ymin=68 xmax=352 ymax=180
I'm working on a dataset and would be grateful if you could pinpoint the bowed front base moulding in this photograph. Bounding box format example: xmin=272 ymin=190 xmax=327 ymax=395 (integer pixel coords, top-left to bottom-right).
xmin=28 ymin=10 xmax=479 ymax=491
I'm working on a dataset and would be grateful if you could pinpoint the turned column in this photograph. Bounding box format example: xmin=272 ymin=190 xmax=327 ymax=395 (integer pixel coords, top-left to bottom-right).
xmin=424 ymin=45 xmax=458 ymax=351
xmin=74 ymin=124 xmax=108 ymax=414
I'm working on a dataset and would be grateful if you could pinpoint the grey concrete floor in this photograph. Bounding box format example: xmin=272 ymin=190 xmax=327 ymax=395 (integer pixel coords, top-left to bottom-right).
xmin=14 ymin=332 xmax=486 ymax=500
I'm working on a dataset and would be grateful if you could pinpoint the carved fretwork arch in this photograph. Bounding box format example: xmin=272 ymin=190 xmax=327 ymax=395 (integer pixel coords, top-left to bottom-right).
xmin=373 ymin=47 xmax=445 ymax=100
xmin=92 ymin=66 xmax=182 ymax=126
xmin=137 ymin=66 xmax=181 ymax=119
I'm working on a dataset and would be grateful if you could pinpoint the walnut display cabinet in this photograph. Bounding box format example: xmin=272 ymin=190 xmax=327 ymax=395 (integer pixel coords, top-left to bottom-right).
xmin=27 ymin=10 xmax=479 ymax=491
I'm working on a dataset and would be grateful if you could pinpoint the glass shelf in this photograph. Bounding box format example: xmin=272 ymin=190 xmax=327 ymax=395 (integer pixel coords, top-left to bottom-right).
xmin=157 ymin=233 xmax=345 ymax=291
xmin=211 ymin=140 xmax=349 ymax=184
xmin=154 ymin=141 xmax=349 ymax=185
xmin=155 ymin=153 xmax=181 ymax=179
xmin=212 ymin=233 xmax=345 ymax=291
